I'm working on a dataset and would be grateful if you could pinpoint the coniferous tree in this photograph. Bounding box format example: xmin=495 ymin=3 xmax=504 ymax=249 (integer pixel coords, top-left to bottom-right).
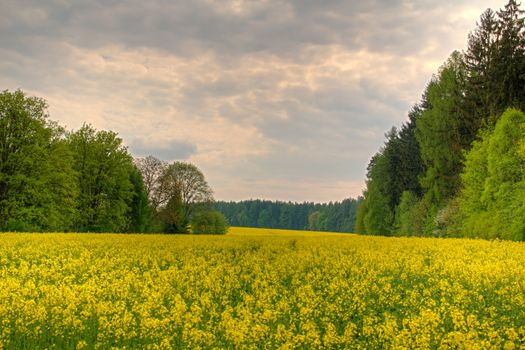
xmin=464 ymin=8 xmax=499 ymax=122
xmin=358 ymin=0 xmax=525 ymax=238
xmin=396 ymin=105 xmax=425 ymax=198
xmin=417 ymin=52 xmax=468 ymax=206
xmin=214 ymin=198 xmax=362 ymax=232
xmin=493 ymin=0 xmax=525 ymax=113
xmin=413 ymin=52 xmax=469 ymax=234
xmin=358 ymin=111 xmax=427 ymax=235
xmin=361 ymin=150 xmax=395 ymax=235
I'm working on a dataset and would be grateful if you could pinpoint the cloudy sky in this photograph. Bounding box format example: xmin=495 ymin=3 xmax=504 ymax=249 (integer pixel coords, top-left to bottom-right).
xmin=1 ymin=0 xmax=505 ymax=202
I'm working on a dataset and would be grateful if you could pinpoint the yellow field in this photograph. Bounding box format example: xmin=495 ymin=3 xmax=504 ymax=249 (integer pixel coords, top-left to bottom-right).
xmin=0 ymin=228 xmax=524 ymax=349
xmin=227 ymin=226 xmax=347 ymax=237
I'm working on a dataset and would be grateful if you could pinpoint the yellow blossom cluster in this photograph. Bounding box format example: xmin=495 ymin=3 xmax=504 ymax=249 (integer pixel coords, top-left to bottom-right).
xmin=0 ymin=228 xmax=524 ymax=349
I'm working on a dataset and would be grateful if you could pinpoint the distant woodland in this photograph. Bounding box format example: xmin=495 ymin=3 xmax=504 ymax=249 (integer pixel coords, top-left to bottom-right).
xmin=215 ymin=198 xmax=361 ymax=232
xmin=356 ymin=0 xmax=525 ymax=240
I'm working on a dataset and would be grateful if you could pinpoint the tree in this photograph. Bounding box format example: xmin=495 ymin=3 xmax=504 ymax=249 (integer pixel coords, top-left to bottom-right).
xmin=362 ymin=151 xmax=394 ymax=235
xmin=134 ymin=155 xmax=167 ymax=210
xmin=158 ymin=190 xmax=186 ymax=233
xmin=214 ymin=198 xmax=361 ymax=233
xmin=68 ymin=124 xmax=134 ymax=232
xmin=354 ymin=199 xmax=367 ymax=234
xmin=464 ymin=8 xmax=499 ymax=122
xmin=0 ymin=90 xmax=77 ymax=231
xmin=493 ymin=0 xmax=525 ymax=113
xmin=279 ymin=205 xmax=292 ymax=228
xmin=393 ymin=191 xmax=419 ymax=236
xmin=156 ymin=161 xmax=214 ymax=233
xmin=308 ymin=211 xmax=321 ymax=231
xmin=356 ymin=1 xmax=525 ymax=238
xmin=416 ymin=52 xmax=469 ymax=209
xmin=396 ymin=105 xmax=425 ymax=198
xmin=128 ymin=166 xmax=152 ymax=232
xmin=191 ymin=210 xmax=228 ymax=234
xmin=456 ymin=109 xmax=525 ymax=240
xmin=257 ymin=209 xmax=271 ymax=228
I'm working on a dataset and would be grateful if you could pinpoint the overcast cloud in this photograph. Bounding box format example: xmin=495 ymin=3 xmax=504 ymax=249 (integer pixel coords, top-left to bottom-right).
xmin=0 ymin=0 xmax=505 ymax=202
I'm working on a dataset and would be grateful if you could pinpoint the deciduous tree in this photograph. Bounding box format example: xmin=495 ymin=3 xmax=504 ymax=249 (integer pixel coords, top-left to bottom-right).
xmin=156 ymin=161 xmax=214 ymax=233
xmin=68 ymin=125 xmax=134 ymax=232
xmin=0 ymin=90 xmax=77 ymax=231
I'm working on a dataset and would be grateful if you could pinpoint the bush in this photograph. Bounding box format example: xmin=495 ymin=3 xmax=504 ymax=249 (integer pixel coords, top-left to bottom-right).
xmin=191 ymin=210 xmax=229 ymax=235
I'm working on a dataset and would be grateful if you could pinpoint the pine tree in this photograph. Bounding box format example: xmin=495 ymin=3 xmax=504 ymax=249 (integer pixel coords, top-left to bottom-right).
xmin=416 ymin=52 xmax=468 ymax=209
xmin=493 ymin=0 xmax=525 ymax=113
xmin=464 ymin=8 xmax=498 ymax=125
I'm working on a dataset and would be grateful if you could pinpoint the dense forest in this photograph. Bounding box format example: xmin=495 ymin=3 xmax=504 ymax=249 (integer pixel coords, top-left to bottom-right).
xmin=215 ymin=198 xmax=361 ymax=232
xmin=356 ymin=0 xmax=525 ymax=240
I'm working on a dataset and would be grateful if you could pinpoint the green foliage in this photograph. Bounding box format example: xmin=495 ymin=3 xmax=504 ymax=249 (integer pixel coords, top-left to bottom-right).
xmin=358 ymin=106 xmax=424 ymax=236
xmin=308 ymin=211 xmax=322 ymax=231
xmin=393 ymin=191 xmax=419 ymax=236
xmin=492 ymin=0 xmax=525 ymax=113
xmin=215 ymin=198 xmax=361 ymax=233
xmin=354 ymin=200 xmax=367 ymax=234
xmin=258 ymin=209 xmax=271 ymax=228
xmin=155 ymin=161 xmax=214 ymax=233
xmin=363 ymin=154 xmax=394 ymax=235
xmin=0 ymin=90 xmax=224 ymax=234
xmin=0 ymin=90 xmax=78 ymax=231
xmin=360 ymin=1 xmax=525 ymax=240
xmin=159 ymin=191 xmax=187 ymax=233
xmin=128 ymin=166 xmax=152 ymax=232
xmin=68 ymin=125 xmax=135 ymax=232
xmin=464 ymin=8 xmax=499 ymax=121
xmin=191 ymin=210 xmax=228 ymax=235
xmin=457 ymin=109 xmax=525 ymax=240
xmin=416 ymin=51 xmax=468 ymax=209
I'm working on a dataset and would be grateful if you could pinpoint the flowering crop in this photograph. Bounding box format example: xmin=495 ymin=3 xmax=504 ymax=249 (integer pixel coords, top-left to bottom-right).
xmin=0 ymin=228 xmax=524 ymax=349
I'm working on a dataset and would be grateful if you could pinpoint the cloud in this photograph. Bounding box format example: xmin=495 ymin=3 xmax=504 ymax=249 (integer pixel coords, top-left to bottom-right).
xmin=0 ymin=0 xmax=508 ymax=202
xmin=129 ymin=138 xmax=197 ymax=162
xmin=1 ymin=0 xmax=501 ymax=56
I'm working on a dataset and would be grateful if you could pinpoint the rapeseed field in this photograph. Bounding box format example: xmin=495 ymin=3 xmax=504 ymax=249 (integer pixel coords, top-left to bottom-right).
xmin=0 ymin=228 xmax=524 ymax=349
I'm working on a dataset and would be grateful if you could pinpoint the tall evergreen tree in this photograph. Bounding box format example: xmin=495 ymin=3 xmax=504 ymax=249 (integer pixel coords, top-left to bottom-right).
xmin=493 ymin=0 xmax=525 ymax=113
xmin=357 ymin=110 xmax=426 ymax=236
xmin=396 ymin=105 xmax=425 ymax=198
xmin=361 ymin=150 xmax=395 ymax=235
xmin=464 ymin=8 xmax=499 ymax=122
xmin=358 ymin=0 xmax=525 ymax=238
xmin=416 ymin=52 xmax=468 ymax=210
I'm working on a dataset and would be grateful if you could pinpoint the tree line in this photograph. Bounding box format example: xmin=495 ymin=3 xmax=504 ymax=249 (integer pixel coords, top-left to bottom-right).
xmin=215 ymin=198 xmax=361 ymax=232
xmin=0 ymin=90 xmax=226 ymax=234
xmin=356 ymin=0 xmax=525 ymax=240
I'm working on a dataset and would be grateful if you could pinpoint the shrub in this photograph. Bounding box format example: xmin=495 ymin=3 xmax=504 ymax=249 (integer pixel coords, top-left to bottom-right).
xmin=191 ymin=210 xmax=229 ymax=235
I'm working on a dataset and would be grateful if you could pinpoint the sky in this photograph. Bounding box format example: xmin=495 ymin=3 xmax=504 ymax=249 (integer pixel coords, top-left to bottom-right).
xmin=0 ymin=0 xmax=506 ymax=203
